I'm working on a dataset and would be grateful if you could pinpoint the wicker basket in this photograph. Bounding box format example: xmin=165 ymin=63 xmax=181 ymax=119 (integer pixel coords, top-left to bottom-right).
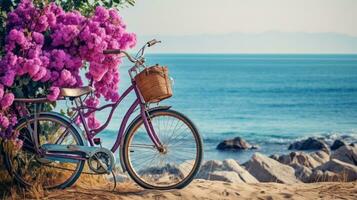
xmin=134 ymin=65 xmax=173 ymax=103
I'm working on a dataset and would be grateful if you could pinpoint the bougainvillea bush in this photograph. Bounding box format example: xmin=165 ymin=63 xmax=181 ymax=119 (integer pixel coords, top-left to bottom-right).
xmin=0 ymin=0 xmax=136 ymax=146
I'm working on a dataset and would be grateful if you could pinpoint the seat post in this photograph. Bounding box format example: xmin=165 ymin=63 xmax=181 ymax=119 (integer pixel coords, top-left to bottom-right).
xmin=73 ymin=97 xmax=84 ymax=108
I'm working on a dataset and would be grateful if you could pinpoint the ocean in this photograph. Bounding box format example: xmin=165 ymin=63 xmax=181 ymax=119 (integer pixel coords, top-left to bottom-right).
xmin=93 ymin=54 xmax=357 ymax=163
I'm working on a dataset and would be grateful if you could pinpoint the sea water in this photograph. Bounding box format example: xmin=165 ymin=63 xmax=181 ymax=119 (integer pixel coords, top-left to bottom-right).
xmin=94 ymin=54 xmax=357 ymax=163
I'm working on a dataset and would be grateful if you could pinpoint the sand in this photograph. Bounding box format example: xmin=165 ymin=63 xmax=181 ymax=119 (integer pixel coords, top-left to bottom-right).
xmin=26 ymin=180 xmax=356 ymax=200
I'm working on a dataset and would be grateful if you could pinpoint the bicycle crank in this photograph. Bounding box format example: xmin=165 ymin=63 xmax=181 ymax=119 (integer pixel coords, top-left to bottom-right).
xmin=41 ymin=144 xmax=115 ymax=174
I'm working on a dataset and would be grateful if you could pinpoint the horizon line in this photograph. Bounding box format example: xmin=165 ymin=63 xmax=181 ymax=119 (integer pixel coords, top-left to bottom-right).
xmin=139 ymin=52 xmax=357 ymax=55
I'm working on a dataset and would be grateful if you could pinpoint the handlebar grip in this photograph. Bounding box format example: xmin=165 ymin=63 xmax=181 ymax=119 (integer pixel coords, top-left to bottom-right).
xmin=103 ymin=49 xmax=121 ymax=55
xmin=147 ymin=39 xmax=161 ymax=47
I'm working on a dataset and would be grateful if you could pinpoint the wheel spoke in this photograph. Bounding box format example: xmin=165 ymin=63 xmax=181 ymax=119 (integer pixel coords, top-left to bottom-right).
xmin=125 ymin=110 xmax=202 ymax=189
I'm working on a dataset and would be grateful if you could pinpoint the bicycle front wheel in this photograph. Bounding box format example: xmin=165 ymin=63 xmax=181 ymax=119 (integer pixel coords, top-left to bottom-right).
xmin=122 ymin=108 xmax=203 ymax=190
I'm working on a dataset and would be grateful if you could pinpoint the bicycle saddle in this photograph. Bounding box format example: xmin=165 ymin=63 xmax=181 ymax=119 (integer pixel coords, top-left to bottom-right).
xmin=60 ymin=86 xmax=94 ymax=97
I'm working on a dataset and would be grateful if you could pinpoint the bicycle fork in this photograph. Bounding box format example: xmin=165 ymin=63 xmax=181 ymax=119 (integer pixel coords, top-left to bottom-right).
xmin=140 ymin=103 xmax=164 ymax=152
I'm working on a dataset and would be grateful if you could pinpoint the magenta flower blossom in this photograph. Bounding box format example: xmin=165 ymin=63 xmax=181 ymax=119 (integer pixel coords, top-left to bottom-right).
xmin=0 ymin=116 xmax=10 ymax=129
xmin=47 ymin=86 xmax=60 ymax=101
xmin=0 ymin=84 xmax=4 ymax=99
xmin=0 ymin=0 xmax=137 ymax=133
xmin=32 ymin=32 xmax=44 ymax=45
xmin=60 ymin=69 xmax=72 ymax=81
xmin=1 ymin=93 xmax=15 ymax=109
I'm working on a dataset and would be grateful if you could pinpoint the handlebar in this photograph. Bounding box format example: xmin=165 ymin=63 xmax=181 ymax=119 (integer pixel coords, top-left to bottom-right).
xmin=103 ymin=39 xmax=161 ymax=64
xmin=103 ymin=49 xmax=137 ymax=63
xmin=103 ymin=49 xmax=121 ymax=54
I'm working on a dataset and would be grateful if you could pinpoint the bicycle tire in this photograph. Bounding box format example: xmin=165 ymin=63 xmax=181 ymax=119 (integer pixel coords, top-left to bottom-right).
xmin=3 ymin=112 xmax=86 ymax=189
xmin=121 ymin=108 xmax=203 ymax=190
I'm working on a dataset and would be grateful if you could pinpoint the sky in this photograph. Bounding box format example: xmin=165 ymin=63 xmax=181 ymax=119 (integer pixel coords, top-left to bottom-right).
xmin=121 ymin=0 xmax=357 ymax=53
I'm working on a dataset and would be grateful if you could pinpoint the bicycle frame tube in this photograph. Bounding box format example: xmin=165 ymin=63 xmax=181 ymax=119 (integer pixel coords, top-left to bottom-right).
xmin=76 ymin=82 xmax=163 ymax=153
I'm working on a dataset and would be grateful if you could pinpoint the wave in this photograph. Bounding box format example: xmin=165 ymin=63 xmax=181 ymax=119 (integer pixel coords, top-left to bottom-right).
xmin=198 ymin=87 xmax=357 ymax=96
xmin=202 ymin=131 xmax=357 ymax=146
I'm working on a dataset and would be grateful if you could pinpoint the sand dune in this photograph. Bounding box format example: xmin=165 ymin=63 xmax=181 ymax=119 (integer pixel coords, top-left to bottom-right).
xmin=35 ymin=180 xmax=357 ymax=200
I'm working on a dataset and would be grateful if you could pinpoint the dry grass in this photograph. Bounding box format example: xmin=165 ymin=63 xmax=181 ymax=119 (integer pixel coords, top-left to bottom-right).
xmin=0 ymin=162 xmax=136 ymax=200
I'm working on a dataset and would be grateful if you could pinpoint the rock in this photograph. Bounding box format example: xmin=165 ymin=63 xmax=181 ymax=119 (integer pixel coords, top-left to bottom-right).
xmin=207 ymin=171 xmax=244 ymax=183
xmin=276 ymin=151 xmax=330 ymax=169
xmin=196 ymin=160 xmax=223 ymax=179
xmin=288 ymin=137 xmax=330 ymax=153
xmin=222 ymin=159 xmax=259 ymax=183
xmin=331 ymin=145 xmax=357 ymax=165
xmin=291 ymin=163 xmax=312 ymax=182
xmin=277 ymin=152 xmax=321 ymax=169
xmin=309 ymin=170 xmax=341 ymax=182
xmin=196 ymin=159 xmax=259 ymax=183
xmin=331 ymin=139 xmax=347 ymax=150
xmin=309 ymin=151 xmax=330 ymax=165
xmin=269 ymin=154 xmax=279 ymax=161
xmin=243 ymin=153 xmax=300 ymax=184
xmin=178 ymin=160 xmax=196 ymax=177
xmin=138 ymin=164 xmax=185 ymax=178
xmin=217 ymin=137 xmax=257 ymax=151
xmin=315 ymin=159 xmax=357 ymax=181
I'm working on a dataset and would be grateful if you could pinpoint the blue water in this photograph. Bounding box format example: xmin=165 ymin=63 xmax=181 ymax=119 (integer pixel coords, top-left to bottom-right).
xmin=93 ymin=54 xmax=357 ymax=163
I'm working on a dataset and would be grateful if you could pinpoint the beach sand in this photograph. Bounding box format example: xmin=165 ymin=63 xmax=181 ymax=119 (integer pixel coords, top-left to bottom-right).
xmin=30 ymin=180 xmax=357 ymax=200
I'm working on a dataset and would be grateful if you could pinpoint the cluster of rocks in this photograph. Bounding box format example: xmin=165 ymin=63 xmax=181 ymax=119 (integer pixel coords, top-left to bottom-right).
xmin=197 ymin=144 xmax=357 ymax=184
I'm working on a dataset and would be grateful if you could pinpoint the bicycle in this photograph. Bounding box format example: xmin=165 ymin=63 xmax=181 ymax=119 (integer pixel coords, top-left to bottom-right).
xmin=3 ymin=39 xmax=203 ymax=190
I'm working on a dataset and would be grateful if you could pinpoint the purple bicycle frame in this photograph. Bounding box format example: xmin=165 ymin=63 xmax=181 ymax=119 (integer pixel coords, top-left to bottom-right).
xmin=73 ymin=81 xmax=163 ymax=153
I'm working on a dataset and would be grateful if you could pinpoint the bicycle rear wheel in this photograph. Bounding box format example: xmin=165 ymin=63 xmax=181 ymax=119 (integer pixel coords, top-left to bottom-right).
xmin=122 ymin=108 xmax=203 ymax=190
xmin=4 ymin=113 xmax=85 ymax=189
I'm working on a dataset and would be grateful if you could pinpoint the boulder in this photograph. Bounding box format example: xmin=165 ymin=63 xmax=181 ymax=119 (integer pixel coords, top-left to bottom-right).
xmin=196 ymin=159 xmax=259 ymax=183
xmin=138 ymin=164 xmax=185 ymax=178
xmin=331 ymin=139 xmax=347 ymax=151
xmin=243 ymin=153 xmax=300 ymax=184
xmin=288 ymin=137 xmax=330 ymax=153
xmin=291 ymin=163 xmax=312 ymax=182
xmin=331 ymin=145 xmax=357 ymax=165
xmin=309 ymin=150 xmax=330 ymax=165
xmin=269 ymin=154 xmax=279 ymax=161
xmin=277 ymin=152 xmax=321 ymax=169
xmin=222 ymin=159 xmax=259 ymax=183
xmin=196 ymin=160 xmax=223 ymax=179
xmin=207 ymin=171 xmax=244 ymax=183
xmin=315 ymin=159 xmax=357 ymax=181
xmin=217 ymin=137 xmax=258 ymax=151
xmin=309 ymin=170 xmax=341 ymax=182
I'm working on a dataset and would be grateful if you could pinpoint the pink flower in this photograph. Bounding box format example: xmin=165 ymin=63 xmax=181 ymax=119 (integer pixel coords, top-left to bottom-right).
xmin=0 ymin=116 xmax=10 ymax=128
xmin=88 ymin=115 xmax=101 ymax=129
xmin=1 ymin=70 xmax=16 ymax=86
xmin=32 ymin=67 xmax=47 ymax=81
xmin=85 ymin=97 xmax=100 ymax=107
xmin=1 ymin=93 xmax=15 ymax=109
xmin=47 ymin=86 xmax=60 ymax=101
xmin=89 ymin=62 xmax=108 ymax=81
xmin=32 ymin=32 xmax=44 ymax=45
xmin=0 ymin=84 xmax=4 ymax=99
xmin=94 ymin=6 xmax=109 ymax=21
xmin=0 ymin=1 xmax=137 ymax=141
xmin=10 ymin=116 xmax=17 ymax=126
xmin=7 ymin=29 xmax=26 ymax=45
xmin=60 ymin=69 xmax=71 ymax=81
